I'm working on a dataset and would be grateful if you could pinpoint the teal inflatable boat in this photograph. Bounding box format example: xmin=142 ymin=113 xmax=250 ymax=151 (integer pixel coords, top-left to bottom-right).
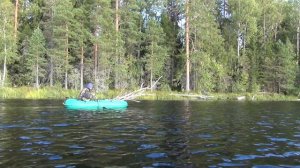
xmin=64 ymin=98 xmax=128 ymax=110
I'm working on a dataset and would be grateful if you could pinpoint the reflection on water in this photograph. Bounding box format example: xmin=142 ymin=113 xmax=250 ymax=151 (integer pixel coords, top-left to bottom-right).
xmin=0 ymin=99 xmax=299 ymax=167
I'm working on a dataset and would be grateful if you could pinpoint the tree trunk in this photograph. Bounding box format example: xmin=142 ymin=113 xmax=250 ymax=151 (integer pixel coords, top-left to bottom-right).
xmin=115 ymin=0 xmax=119 ymax=32
xmin=50 ymin=6 xmax=54 ymax=87
xmin=2 ymin=18 xmax=7 ymax=87
xmin=223 ymin=0 xmax=226 ymax=17
xmin=297 ymin=25 xmax=299 ymax=65
xmin=263 ymin=2 xmax=266 ymax=47
xmin=243 ymin=25 xmax=246 ymax=56
xmin=185 ymin=0 xmax=190 ymax=92
xmin=237 ymin=24 xmax=240 ymax=71
xmin=237 ymin=0 xmax=241 ymax=64
xmin=14 ymin=0 xmax=19 ymax=41
xmin=150 ymin=42 xmax=154 ymax=91
xmin=50 ymin=56 xmax=53 ymax=87
xmin=115 ymin=0 xmax=120 ymax=89
xmin=36 ymin=57 xmax=39 ymax=88
xmin=80 ymin=45 xmax=84 ymax=90
xmin=64 ymin=24 xmax=69 ymax=89
xmin=274 ymin=23 xmax=278 ymax=41
xmin=2 ymin=44 xmax=7 ymax=87
xmin=65 ymin=68 xmax=68 ymax=89
xmin=94 ymin=43 xmax=98 ymax=88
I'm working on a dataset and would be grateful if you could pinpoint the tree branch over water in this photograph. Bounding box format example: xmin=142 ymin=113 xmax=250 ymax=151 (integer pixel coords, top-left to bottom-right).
xmin=114 ymin=76 xmax=162 ymax=100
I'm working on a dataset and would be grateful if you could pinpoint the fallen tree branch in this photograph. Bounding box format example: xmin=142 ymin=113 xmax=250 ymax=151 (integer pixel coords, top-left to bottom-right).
xmin=114 ymin=76 xmax=162 ymax=100
xmin=170 ymin=93 xmax=214 ymax=100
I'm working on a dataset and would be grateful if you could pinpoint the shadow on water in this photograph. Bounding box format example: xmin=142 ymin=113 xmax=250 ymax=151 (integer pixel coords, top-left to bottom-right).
xmin=0 ymin=99 xmax=299 ymax=167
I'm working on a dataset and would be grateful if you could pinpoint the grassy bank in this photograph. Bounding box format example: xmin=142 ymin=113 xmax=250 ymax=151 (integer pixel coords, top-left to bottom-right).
xmin=0 ymin=87 xmax=298 ymax=101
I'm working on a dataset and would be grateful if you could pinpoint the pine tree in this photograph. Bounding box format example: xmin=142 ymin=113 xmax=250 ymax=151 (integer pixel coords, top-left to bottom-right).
xmin=72 ymin=1 xmax=92 ymax=90
xmin=113 ymin=0 xmax=127 ymax=89
xmin=12 ymin=0 xmax=46 ymax=86
xmin=90 ymin=0 xmax=115 ymax=91
xmin=145 ymin=18 xmax=168 ymax=90
xmin=26 ymin=27 xmax=46 ymax=88
xmin=262 ymin=40 xmax=297 ymax=93
xmin=187 ymin=0 xmax=226 ymax=92
xmin=185 ymin=0 xmax=190 ymax=92
xmin=161 ymin=3 xmax=182 ymax=90
xmin=120 ymin=0 xmax=144 ymax=88
xmin=226 ymin=0 xmax=259 ymax=92
xmin=51 ymin=0 xmax=75 ymax=89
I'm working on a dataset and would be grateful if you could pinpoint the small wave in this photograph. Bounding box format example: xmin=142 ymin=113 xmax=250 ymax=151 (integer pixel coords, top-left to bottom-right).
xmin=146 ymin=152 xmax=167 ymax=159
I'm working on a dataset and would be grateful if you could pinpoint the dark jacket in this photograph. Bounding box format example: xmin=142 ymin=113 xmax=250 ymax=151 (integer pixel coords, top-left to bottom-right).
xmin=78 ymin=88 xmax=94 ymax=100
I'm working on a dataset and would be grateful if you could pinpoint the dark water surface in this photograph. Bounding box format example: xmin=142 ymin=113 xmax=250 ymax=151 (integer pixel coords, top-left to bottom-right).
xmin=0 ymin=99 xmax=299 ymax=167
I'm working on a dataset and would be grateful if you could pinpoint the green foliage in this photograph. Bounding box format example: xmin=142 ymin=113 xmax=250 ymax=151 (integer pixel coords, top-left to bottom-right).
xmin=262 ymin=39 xmax=297 ymax=93
xmin=191 ymin=52 xmax=224 ymax=92
xmin=26 ymin=27 xmax=46 ymax=87
xmin=120 ymin=0 xmax=144 ymax=88
xmin=51 ymin=0 xmax=76 ymax=87
xmin=0 ymin=0 xmax=16 ymax=87
xmin=0 ymin=0 xmax=299 ymax=97
xmin=90 ymin=0 xmax=115 ymax=90
xmin=188 ymin=0 xmax=227 ymax=92
xmin=275 ymin=39 xmax=297 ymax=93
xmin=0 ymin=86 xmax=297 ymax=100
xmin=144 ymin=18 xmax=169 ymax=81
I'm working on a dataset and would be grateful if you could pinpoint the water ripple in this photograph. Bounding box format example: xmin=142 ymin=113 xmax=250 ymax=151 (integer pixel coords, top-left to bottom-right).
xmin=19 ymin=136 xmax=31 ymax=140
xmin=282 ymin=151 xmax=300 ymax=157
xmin=20 ymin=148 xmax=32 ymax=152
xmin=54 ymin=165 xmax=76 ymax=168
xmin=294 ymin=134 xmax=300 ymax=138
xmin=264 ymin=153 xmax=284 ymax=158
xmin=0 ymin=124 xmax=28 ymax=129
xmin=256 ymin=121 xmax=272 ymax=126
xmin=252 ymin=165 xmax=283 ymax=168
xmin=53 ymin=123 xmax=70 ymax=127
xmin=233 ymin=154 xmax=262 ymax=160
xmin=138 ymin=144 xmax=158 ymax=150
xmin=217 ymin=162 xmax=247 ymax=167
xmin=267 ymin=137 xmax=290 ymax=142
xmin=34 ymin=141 xmax=53 ymax=145
xmin=1 ymin=100 xmax=299 ymax=167
xmin=190 ymin=149 xmax=207 ymax=155
xmin=256 ymin=148 xmax=276 ymax=152
xmin=104 ymin=146 xmax=118 ymax=151
xmin=69 ymin=145 xmax=85 ymax=149
xmin=26 ymin=127 xmax=52 ymax=131
xmin=287 ymin=142 xmax=300 ymax=147
xmin=146 ymin=153 xmax=167 ymax=159
xmin=48 ymin=155 xmax=63 ymax=160
xmin=152 ymin=162 xmax=175 ymax=167
xmin=111 ymin=139 xmax=125 ymax=144
xmin=197 ymin=134 xmax=213 ymax=139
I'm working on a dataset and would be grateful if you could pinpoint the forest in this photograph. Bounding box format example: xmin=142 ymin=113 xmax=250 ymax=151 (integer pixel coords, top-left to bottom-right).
xmin=0 ymin=0 xmax=300 ymax=95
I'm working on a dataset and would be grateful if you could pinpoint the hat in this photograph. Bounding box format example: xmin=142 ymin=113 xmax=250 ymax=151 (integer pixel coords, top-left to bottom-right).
xmin=86 ymin=83 xmax=93 ymax=89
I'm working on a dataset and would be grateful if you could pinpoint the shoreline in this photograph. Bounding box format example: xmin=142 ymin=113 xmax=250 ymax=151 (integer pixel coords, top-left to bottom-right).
xmin=0 ymin=87 xmax=298 ymax=101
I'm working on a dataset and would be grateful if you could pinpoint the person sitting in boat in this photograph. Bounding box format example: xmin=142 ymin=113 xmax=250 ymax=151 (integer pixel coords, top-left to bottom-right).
xmin=78 ymin=83 xmax=95 ymax=101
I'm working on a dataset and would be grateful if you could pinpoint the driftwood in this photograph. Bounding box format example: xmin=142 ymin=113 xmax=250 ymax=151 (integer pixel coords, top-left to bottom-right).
xmin=237 ymin=96 xmax=246 ymax=101
xmin=170 ymin=93 xmax=214 ymax=100
xmin=114 ymin=76 xmax=162 ymax=100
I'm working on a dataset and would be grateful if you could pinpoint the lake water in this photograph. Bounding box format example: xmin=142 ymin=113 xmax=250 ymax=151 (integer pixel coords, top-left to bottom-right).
xmin=0 ymin=99 xmax=299 ymax=167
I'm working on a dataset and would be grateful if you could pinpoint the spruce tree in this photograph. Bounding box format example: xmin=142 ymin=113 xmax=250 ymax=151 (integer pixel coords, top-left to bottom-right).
xmin=188 ymin=0 xmax=226 ymax=92
xmin=26 ymin=27 xmax=46 ymax=88
xmin=52 ymin=0 xmax=75 ymax=89
xmin=145 ymin=19 xmax=168 ymax=90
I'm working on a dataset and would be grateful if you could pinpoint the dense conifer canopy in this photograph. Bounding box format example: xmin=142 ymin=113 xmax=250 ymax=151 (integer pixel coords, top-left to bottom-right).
xmin=0 ymin=0 xmax=300 ymax=95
